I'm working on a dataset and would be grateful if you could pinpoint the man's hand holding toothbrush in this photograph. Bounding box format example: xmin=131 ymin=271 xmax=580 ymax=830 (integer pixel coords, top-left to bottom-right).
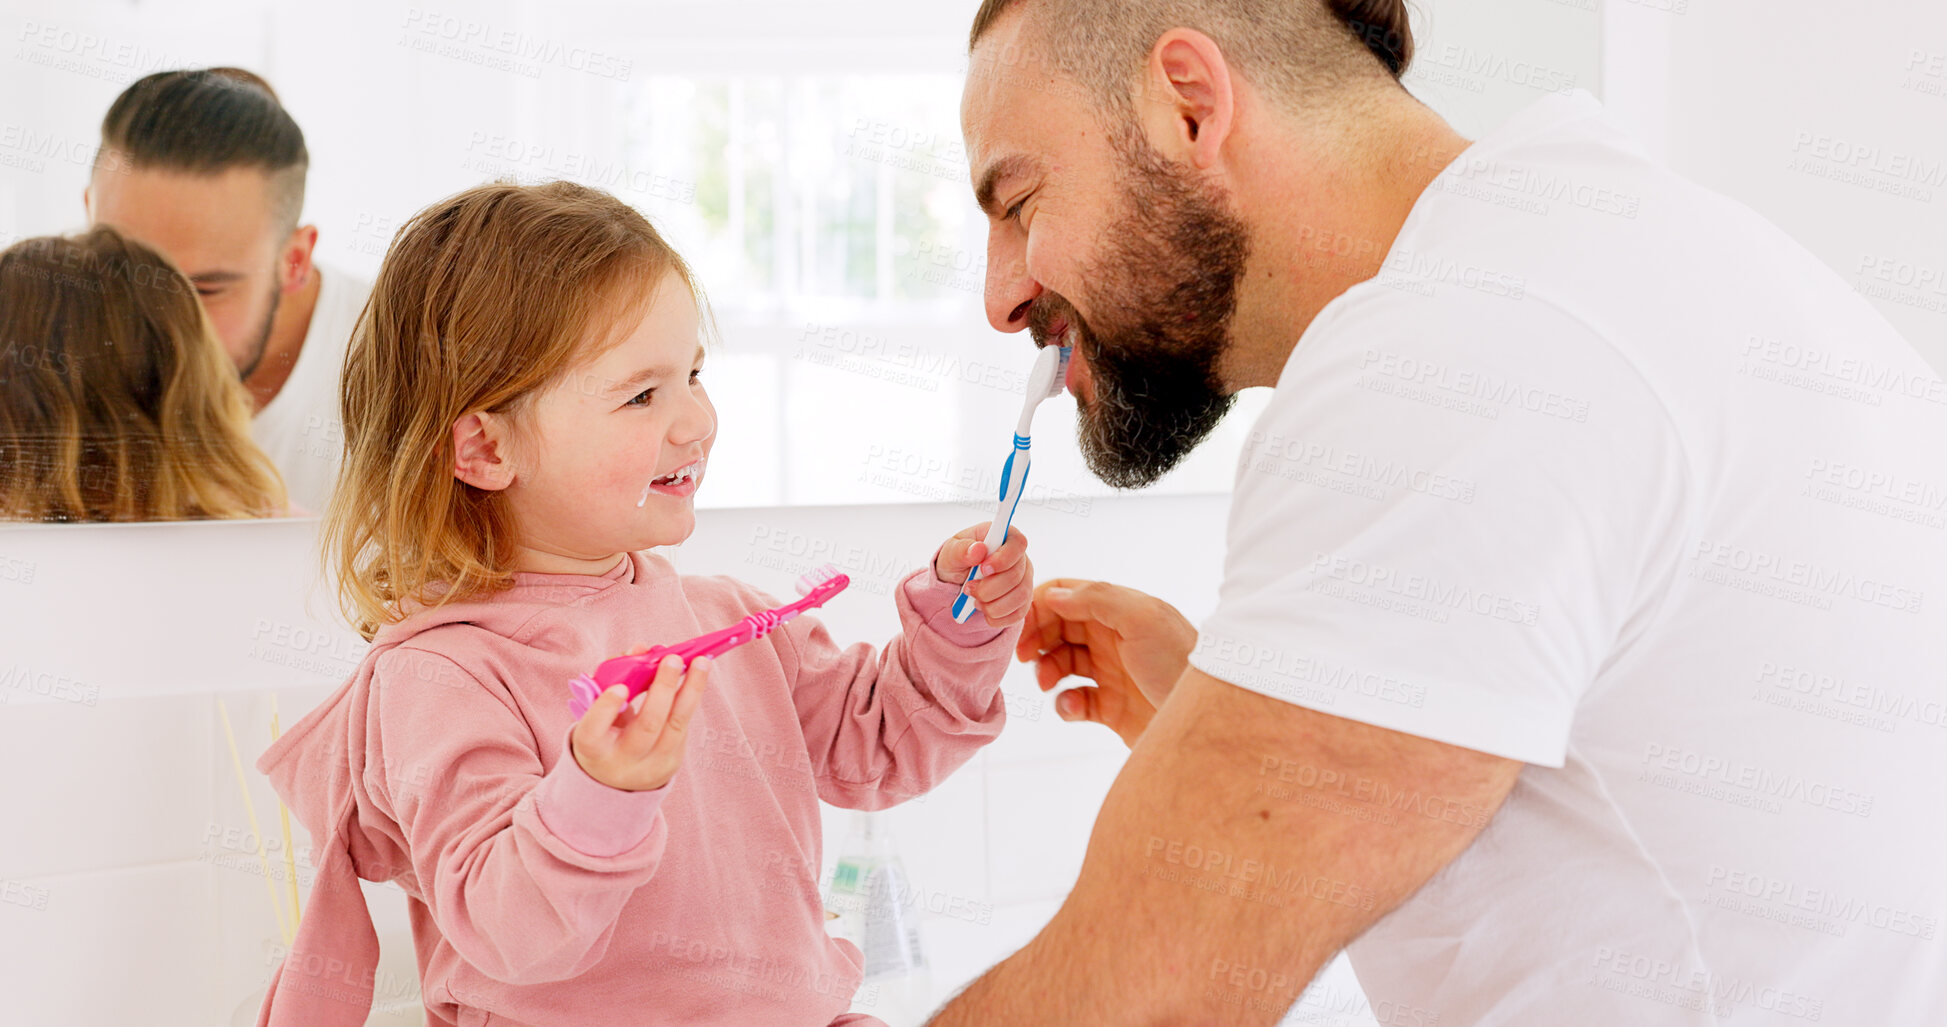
xmin=933 ymin=522 xmax=1035 ymax=626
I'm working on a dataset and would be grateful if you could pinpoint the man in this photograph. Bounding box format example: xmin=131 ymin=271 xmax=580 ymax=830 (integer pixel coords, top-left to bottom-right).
xmin=931 ymin=0 xmax=1947 ymax=1023
xmin=85 ymin=68 xmax=369 ymax=513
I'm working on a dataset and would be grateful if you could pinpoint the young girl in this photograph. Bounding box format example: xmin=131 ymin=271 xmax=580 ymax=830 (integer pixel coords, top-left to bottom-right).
xmin=0 ymin=226 xmax=287 ymax=521
xmin=255 ymin=181 xmax=1032 ymax=1027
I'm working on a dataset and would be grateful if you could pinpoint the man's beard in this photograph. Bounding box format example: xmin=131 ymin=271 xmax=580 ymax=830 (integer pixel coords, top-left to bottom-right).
xmin=236 ymin=278 xmax=282 ymax=380
xmin=1030 ymin=129 xmax=1249 ymax=490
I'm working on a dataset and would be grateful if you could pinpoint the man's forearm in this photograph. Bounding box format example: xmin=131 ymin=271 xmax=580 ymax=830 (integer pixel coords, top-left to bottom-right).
xmin=925 ymin=669 xmax=1521 ymax=1025
xmin=928 ymin=899 xmax=1337 ymax=1026
xmin=927 ymin=934 xmax=1069 ymax=1025
xmin=925 ymin=672 xmax=1353 ymax=1025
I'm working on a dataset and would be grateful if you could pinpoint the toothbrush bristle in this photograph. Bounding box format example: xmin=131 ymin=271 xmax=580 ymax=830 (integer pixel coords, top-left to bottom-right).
xmin=796 ymin=563 xmax=841 ymax=595
xmin=1049 ymin=345 xmax=1072 ymax=397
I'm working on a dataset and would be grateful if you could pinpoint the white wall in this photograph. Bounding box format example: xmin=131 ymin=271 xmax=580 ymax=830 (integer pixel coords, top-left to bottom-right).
xmin=1602 ymin=0 xmax=1947 ymax=367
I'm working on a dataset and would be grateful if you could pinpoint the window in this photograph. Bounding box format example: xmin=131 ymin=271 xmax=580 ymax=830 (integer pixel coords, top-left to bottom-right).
xmin=610 ymin=71 xmax=1264 ymax=510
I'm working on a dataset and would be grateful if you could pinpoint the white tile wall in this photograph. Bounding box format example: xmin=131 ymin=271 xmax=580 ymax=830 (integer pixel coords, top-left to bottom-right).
xmin=0 ymin=859 xmax=219 ymax=1025
xmin=0 ymin=692 xmax=212 ymax=880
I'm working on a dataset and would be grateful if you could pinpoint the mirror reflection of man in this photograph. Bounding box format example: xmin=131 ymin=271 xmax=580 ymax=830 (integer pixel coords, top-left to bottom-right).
xmin=932 ymin=0 xmax=1947 ymax=1023
xmin=85 ymin=67 xmax=369 ymax=513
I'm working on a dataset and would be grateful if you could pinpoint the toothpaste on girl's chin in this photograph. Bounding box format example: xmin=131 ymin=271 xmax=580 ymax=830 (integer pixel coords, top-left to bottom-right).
xmin=637 ymin=480 xmax=654 ymax=508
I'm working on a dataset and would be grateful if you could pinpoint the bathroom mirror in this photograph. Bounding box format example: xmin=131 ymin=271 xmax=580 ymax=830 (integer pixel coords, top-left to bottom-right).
xmin=0 ymin=0 xmax=1615 ymax=525
xmin=0 ymin=3 xmax=1274 ymax=526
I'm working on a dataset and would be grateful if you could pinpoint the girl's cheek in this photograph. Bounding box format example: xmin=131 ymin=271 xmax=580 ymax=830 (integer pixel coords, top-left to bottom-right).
xmin=609 ymin=461 xmax=650 ymax=498
xmin=613 ymin=435 xmax=665 ymax=498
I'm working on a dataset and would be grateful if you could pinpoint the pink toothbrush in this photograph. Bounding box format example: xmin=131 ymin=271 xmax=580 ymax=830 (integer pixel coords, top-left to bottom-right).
xmin=567 ymin=564 xmax=850 ymax=717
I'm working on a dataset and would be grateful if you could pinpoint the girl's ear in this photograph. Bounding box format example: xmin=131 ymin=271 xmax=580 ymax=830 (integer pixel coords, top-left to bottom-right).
xmin=452 ymin=412 xmax=516 ymax=491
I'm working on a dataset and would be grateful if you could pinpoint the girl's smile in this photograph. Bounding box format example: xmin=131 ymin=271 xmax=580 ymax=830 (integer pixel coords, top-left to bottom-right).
xmin=639 ymin=457 xmax=706 ymax=505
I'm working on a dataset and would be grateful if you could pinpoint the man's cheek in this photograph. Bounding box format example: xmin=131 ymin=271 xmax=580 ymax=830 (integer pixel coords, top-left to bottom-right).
xmin=1031 ymin=240 xmax=1092 ymax=305
xmin=200 ymin=308 xmax=248 ymax=361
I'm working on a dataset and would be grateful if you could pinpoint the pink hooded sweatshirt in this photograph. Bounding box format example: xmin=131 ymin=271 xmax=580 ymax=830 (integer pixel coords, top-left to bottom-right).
xmin=254 ymin=550 xmax=1015 ymax=1027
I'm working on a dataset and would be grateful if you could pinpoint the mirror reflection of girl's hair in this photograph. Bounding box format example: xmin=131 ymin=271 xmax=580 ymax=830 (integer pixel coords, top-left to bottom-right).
xmin=0 ymin=225 xmax=287 ymax=522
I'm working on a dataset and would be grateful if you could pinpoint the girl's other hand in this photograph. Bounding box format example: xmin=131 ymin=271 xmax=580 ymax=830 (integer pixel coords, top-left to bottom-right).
xmin=934 ymin=522 xmax=1034 ymax=626
xmin=570 ymin=654 xmax=712 ymax=791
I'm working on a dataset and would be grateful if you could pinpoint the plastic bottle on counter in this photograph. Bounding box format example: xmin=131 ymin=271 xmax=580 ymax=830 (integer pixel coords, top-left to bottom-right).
xmin=829 ymin=811 xmax=935 ymax=1025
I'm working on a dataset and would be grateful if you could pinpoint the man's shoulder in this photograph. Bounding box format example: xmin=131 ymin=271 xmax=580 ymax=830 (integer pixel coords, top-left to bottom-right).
xmin=291 ymin=260 xmax=373 ymax=379
xmin=1279 ymin=262 xmax=1620 ymax=401
xmin=312 ymin=261 xmax=375 ymax=335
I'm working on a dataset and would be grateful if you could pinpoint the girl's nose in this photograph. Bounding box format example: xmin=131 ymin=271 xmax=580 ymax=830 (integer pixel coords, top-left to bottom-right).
xmin=672 ymin=387 xmax=717 ymax=447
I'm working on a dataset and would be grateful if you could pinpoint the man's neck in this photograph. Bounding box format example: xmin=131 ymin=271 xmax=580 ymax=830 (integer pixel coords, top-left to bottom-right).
xmin=245 ymin=265 xmax=323 ymax=412
xmin=1223 ymin=100 xmax=1473 ymax=390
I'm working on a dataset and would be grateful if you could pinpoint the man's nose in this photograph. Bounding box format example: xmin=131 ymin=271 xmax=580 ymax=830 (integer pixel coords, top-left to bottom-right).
xmin=984 ymin=232 xmax=1040 ymax=334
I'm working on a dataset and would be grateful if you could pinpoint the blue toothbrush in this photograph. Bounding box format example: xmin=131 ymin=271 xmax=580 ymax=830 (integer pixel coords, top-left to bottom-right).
xmin=952 ymin=344 xmax=1071 ymax=623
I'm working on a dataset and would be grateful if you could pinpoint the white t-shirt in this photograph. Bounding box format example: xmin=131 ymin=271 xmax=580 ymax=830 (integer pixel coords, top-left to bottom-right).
xmin=250 ymin=262 xmax=370 ymax=514
xmin=1190 ymin=90 xmax=1947 ymax=1025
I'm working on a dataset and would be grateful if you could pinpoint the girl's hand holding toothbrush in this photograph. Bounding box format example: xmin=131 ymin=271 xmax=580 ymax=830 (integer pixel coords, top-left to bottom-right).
xmin=933 ymin=523 xmax=1035 ymax=626
xmin=570 ymin=654 xmax=713 ymax=791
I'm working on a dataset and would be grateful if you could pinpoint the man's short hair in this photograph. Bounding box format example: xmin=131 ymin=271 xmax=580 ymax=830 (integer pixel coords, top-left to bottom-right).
xmin=98 ymin=67 xmax=309 ymax=232
xmin=968 ymin=0 xmax=1415 ymax=118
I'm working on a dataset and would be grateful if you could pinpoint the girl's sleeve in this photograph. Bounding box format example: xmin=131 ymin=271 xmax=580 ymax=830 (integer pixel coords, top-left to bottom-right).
xmin=365 ymin=647 xmax=670 ymax=985
xmin=768 ymin=566 xmax=1020 ymax=809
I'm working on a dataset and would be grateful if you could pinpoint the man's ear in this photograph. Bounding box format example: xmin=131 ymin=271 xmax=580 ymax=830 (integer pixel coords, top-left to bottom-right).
xmin=452 ymin=412 xmax=517 ymax=491
xmin=1144 ymin=28 xmax=1237 ymax=171
xmin=277 ymin=224 xmax=320 ymax=294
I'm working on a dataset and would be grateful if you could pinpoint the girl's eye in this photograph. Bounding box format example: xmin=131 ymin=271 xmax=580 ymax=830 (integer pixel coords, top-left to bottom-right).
xmin=627 ymin=369 xmax=701 ymax=407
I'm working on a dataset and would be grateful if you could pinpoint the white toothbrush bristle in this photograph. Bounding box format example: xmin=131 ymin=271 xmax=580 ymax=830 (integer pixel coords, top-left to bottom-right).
xmin=796 ymin=563 xmax=840 ymax=595
xmin=1049 ymin=345 xmax=1072 ymax=397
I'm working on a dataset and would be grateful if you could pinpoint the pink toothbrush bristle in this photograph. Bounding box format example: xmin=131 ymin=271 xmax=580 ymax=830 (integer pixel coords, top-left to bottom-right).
xmin=568 ymin=674 xmax=601 ymax=717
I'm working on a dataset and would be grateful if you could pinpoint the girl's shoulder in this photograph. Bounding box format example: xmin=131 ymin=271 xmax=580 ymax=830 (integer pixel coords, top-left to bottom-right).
xmin=674 ymin=569 xmax=792 ymax=617
xmin=367 ymin=627 xmax=507 ymax=695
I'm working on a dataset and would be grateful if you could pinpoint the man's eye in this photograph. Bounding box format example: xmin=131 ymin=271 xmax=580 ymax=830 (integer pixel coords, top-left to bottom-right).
xmin=1004 ymin=199 xmax=1027 ymax=222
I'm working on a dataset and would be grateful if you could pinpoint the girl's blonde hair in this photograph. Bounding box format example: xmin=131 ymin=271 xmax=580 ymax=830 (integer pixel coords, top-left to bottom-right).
xmin=0 ymin=226 xmax=287 ymax=522
xmin=326 ymin=180 xmax=707 ymax=640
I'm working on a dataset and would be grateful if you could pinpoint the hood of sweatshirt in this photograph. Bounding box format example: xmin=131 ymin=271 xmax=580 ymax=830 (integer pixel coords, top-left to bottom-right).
xmin=250 ymin=552 xmax=651 ymax=1025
